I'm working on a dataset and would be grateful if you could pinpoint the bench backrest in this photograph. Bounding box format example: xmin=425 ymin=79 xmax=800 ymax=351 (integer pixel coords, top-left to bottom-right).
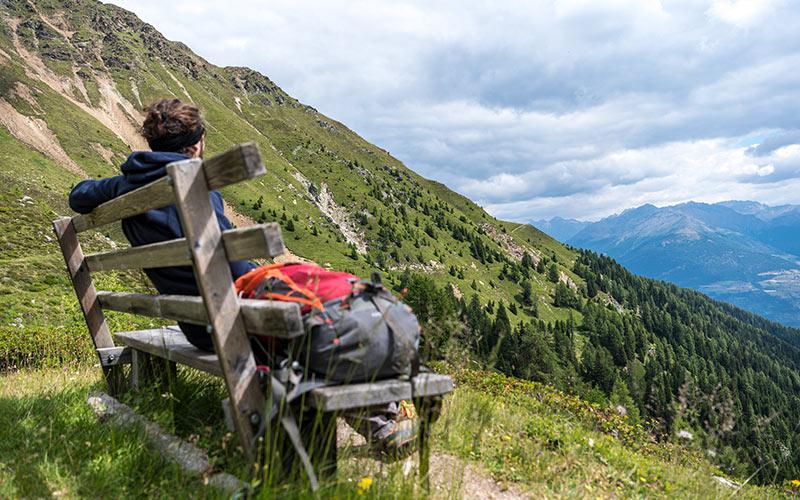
xmin=52 ymin=143 xmax=299 ymax=459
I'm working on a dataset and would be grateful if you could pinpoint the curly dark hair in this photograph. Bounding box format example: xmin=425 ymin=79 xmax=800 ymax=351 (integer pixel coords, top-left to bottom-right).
xmin=141 ymin=98 xmax=205 ymax=152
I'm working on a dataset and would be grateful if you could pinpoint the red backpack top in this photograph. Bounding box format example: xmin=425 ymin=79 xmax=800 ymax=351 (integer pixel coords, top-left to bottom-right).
xmin=235 ymin=262 xmax=359 ymax=314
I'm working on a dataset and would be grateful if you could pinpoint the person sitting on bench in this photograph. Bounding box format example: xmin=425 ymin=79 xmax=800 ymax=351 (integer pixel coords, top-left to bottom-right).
xmin=68 ymin=97 xmax=416 ymax=454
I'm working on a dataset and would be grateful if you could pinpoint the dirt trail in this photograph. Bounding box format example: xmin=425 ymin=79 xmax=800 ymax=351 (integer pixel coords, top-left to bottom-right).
xmin=222 ymin=200 xmax=256 ymax=228
xmin=163 ymin=64 xmax=193 ymax=100
xmin=222 ymin=200 xmax=309 ymax=263
xmin=337 ymin=421 xmax=528 ymax=499
xmin=0 ymin=98 xmax=86 ymax=177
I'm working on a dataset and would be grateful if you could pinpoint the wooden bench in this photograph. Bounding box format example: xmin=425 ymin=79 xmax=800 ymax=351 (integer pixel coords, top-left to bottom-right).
xmin=52 ymin=142 xmax=453 ymax=489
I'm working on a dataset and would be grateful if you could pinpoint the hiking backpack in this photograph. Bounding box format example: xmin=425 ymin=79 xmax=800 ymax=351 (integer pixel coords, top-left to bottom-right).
xmin=235 ymin=262 xmax=421 ymax=383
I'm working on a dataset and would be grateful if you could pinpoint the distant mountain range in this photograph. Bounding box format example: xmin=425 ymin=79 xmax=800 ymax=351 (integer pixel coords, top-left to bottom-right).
xmin=530 ymin=217 xmax=590 ymax=242
xmin=535 ymin=201 xmax=800 ymax=327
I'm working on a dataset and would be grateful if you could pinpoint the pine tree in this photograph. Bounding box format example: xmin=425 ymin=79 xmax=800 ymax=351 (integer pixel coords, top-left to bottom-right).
xmin=586 ymin=277 xmax=598 ymax=298
xmin=521 ymin=280 xmax=533 ymax=306
xmin=547 ymin=263 xmax=560 ymax=283
xmin=521 ymin=252 xmax=532 ymax=269
xmin=610 ymin=375 xmax=640 ymax=422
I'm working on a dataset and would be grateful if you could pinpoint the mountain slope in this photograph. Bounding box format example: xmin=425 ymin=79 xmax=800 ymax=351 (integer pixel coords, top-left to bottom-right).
xmin=1 ymin=0 xmax=800 ymax=485
xmin=565 ymin=201 xmax=800 ymax=327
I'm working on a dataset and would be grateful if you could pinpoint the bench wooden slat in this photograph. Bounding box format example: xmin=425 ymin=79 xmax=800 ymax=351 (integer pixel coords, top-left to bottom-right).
xmin=308 ymin=374 xmax=454 ymax=411
xmin=114 ymin=327 xmax=454 ymax=411
xmin=71 ymin=178 xmax=173 ymax=233
xmin=85 ymin=224 xmax=284 ymax=272
xmin=71 ymin=143 xmax=265 ymax=233
xmin=116 ymin=327 xmax=224 ymax=376
xmin=97 ymin=291 xmax=304 ymax=338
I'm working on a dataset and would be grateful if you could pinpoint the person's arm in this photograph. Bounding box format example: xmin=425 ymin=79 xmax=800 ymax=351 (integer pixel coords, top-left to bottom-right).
xmin=68 ymin=176 xmax=128 ymax=214
xmin=210 ymin=190 xmax=256 ymax=277
xmin=210 ymin=190 xmax=237 ymax=231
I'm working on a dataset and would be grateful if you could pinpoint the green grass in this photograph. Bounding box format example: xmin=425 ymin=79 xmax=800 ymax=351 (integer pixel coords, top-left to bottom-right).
xmin=0 ymin=363 xmax=790 ymax=498
xmin=435 ymin=366 xmax=790 ymax=498
xmin=0 ymin=368 xmax=218 ymax=498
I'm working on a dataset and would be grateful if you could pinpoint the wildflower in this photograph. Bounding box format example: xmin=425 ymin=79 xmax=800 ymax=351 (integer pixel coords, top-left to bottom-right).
xmin=792 ymin=479 xmax=800 ymax=487
xmin=356 ymin=476 xmax=373 ymax=495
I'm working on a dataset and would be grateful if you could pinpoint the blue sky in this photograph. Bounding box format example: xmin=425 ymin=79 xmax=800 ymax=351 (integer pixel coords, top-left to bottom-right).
xmin=113 ymin=0 xmax=800 ymax=221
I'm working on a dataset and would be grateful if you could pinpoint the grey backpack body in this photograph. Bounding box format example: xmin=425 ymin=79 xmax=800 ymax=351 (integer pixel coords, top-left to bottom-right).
xmin=300 ymin=284 xmax=420 ymax=383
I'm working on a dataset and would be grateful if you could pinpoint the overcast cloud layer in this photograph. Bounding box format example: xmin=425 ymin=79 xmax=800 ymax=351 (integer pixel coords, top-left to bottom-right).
xmin=113 ymin=0 xmax=800 ymax=221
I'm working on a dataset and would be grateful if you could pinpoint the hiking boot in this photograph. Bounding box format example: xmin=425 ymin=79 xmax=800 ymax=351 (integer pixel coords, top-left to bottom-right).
xmin=375 ymin=417 xmax=418 ymax=459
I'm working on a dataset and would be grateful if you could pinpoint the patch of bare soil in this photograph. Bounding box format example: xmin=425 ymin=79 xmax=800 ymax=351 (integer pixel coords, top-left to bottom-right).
xmin=10 ymin=81 xmax=43 ymax=112
xmin=0 ymin=98 xmax=86 ymax=177
xmin=129 ymin=78 xmax=143 ymax=108
xmin=388 ymin=260 xmax=444 ymax=273
xmin=3 ymin=15 xmax=147 ymax=151
xmin=291 ymin=170 xmax=368 ymax=254
xmin=28 ymin=3 xmax=75 ymax=39
xmin=272 ymin=248 xmax=311 ymax=264
xmin=480 ymin=223 xmax=541 ymax=265
xmin=558 ymin=270 xmax=578 ymax=291
xmin=90 ymin=142 xmax=115 ymax=165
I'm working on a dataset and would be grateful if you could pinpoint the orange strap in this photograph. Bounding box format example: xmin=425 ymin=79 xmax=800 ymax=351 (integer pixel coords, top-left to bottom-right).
xmin=237 ymin=264 xmax=326 ymax=313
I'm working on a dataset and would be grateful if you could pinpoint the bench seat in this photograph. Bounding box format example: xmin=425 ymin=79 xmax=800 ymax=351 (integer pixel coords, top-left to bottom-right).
xmin=114 ymin=327 xmax=454 ymax=411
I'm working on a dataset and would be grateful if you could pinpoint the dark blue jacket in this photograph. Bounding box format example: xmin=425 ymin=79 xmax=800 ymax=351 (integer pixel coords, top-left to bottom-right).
xmin=69 ymin=151 xmax=254 ymax=351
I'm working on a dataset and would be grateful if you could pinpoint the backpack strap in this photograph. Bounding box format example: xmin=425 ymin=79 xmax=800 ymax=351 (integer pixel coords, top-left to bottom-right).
xmin=269 ymin=373 xmax=320 ymax=491
xmin=251 ymin=363 xmax=332 ymax=493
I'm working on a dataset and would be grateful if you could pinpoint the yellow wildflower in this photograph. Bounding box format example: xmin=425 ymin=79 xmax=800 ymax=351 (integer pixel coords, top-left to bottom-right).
xmin=357 ymin=476 xmax=373 ymax=495
xmin=791 ymin=479 xmax=800 ymax=487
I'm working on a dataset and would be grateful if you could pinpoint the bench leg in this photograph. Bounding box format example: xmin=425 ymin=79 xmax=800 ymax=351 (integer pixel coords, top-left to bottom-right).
xmin=103 ymin=366 xmax=126 ymax=397
xmin=130 ymin=349 xmax=176 ymax=391
xmin=417 ymin=396 xmax=443 ymax=493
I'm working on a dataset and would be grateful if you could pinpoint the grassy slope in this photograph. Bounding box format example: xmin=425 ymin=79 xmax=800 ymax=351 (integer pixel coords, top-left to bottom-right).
xmin=0 ymin=364 xmax=785 ymax=499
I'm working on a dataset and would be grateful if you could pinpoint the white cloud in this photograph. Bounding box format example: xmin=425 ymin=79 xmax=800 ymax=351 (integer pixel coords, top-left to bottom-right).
xmin=111 ymin=0 xmax=800 ymax=221
xmin=707 ymin=0 xmax=780 ymax=27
